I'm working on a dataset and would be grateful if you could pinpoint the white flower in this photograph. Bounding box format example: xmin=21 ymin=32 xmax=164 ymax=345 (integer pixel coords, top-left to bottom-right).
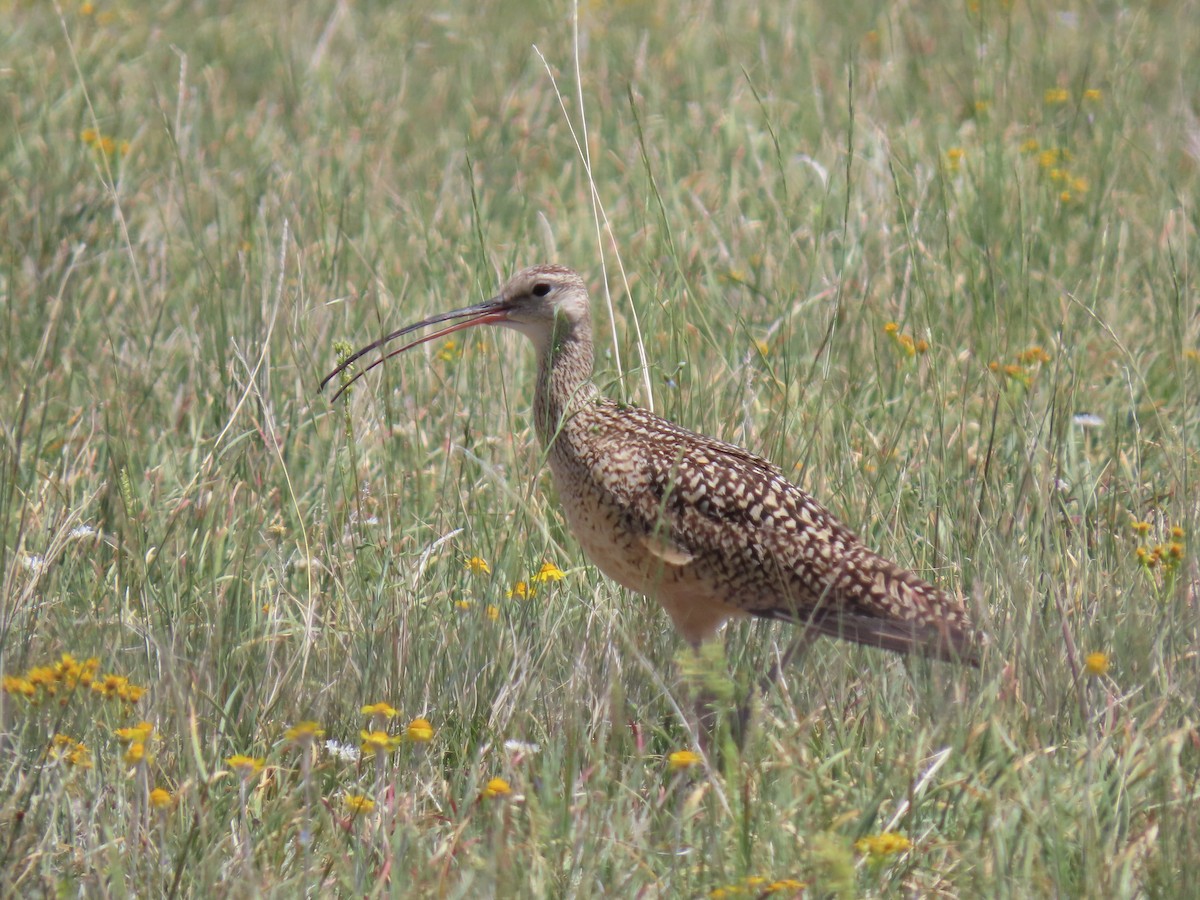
xmin=324 ymin=739 xmax=361 ymax=762
xmin=1073 ymin=413 xmax=1104 ymax=428
xmin=504 ymin=739 xmax=541 ymax=755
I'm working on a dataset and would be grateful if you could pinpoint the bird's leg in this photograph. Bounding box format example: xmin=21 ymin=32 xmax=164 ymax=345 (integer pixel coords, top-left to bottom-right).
xmin=731 ymin=623 xmax=821 ymax=748
xmin=678 ymin=642 xmax=737 ymax=759
xmin=760 ymin=622 xmax=821 ymax=694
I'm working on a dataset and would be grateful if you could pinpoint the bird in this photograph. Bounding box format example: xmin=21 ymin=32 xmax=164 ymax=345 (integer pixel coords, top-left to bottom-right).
xmin=322 ymin=264 xmax=982 ymax=667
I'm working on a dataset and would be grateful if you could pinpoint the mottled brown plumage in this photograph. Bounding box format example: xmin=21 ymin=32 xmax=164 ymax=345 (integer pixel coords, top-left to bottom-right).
xmin=323 ymin=264 xmax=982 ymax=665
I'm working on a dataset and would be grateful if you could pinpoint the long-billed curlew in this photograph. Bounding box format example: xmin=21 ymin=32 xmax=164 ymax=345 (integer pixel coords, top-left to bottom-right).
xmin=322 ymin=265 xmax=982 ymax=666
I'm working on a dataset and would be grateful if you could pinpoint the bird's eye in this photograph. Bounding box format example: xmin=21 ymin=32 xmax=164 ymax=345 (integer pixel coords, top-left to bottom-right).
xmin=532 ymin=283 xmax=551 ymax=297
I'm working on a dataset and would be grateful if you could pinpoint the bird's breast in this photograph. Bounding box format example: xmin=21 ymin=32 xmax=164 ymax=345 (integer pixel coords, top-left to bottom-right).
xmin=549 ymin=458 xmax=663 ymax=594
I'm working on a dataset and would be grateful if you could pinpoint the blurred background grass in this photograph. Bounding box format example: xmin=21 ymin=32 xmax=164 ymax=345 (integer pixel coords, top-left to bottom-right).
xmin=1 ymin=0 xmax=1198 ymax=894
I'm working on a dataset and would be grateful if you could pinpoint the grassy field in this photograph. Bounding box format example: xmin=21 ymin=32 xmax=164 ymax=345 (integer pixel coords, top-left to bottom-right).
xmin=2 ymin=0 xmax=1198 ymax=895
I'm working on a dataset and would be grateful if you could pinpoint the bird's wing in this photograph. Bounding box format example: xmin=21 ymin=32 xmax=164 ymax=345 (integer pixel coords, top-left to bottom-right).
xmin=582 ymin=401 xmax=857 ymax=597
xmin=578 ymin=402 xmax=980 ymax=662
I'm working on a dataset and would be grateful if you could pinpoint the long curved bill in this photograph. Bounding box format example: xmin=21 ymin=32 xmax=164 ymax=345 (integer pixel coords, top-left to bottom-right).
xmin=320 ymin=296 xmax=511 ymax=402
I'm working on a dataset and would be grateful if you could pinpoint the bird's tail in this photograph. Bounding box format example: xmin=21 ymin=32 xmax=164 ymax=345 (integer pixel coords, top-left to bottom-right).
xmin=766 ymin=544 xmax=983 ymax=665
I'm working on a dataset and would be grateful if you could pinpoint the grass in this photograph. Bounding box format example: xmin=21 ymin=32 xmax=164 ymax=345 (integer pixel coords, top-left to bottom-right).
xmin=2 ymin=0 xmax=1198 ymax=895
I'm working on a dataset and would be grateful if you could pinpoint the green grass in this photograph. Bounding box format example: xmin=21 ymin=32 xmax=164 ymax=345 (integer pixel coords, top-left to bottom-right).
xmin=2 ymin=0 xmax=1198 ymax=895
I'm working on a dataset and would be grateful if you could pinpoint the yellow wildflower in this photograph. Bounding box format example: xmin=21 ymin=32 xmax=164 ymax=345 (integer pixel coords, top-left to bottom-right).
xmin=482 ymin=777 xmax=512 ymax=799
xmin=359 ymin=730 xmax=400 ymax=756
xmin=404 ymin=717 xmax=434 ymax=743
xmin=149 ymin=788 xmax=174 ymax=810
xmin=883 ymin=321 xmax=899 ymax=335
xmin=1019 ymin=138 xmax=1040 ymax=154
xmin=49 ymin=735 xmax=92 ymax=768
xmin=1131 ymin=520 xmax=1152 ymax=535
xmin=855 ymin=831 xmax=912 ymax=856
xmin=465 ymin=556 xmax=491 ymax=575
xmin=946 ymin=146 xmax=965 ymax=172
xmin=115 ymin=722 xmax=154 ymax=745
xmin=454 ymin=599 xmax=474 ymax=611
xmin=531 ymin=562 xmax=566 ymax=583
xmin=1044 ymin=87 xmax=1070 ymax=104
xmin=119 ymin=682 xmax=146 ymax=703
xmin=486 ymin=604 xmax=500 ymax=621
xmin=285 ymin=721 xmax=326 ymax=745
xmin=344 ymin=793 xmax=376 ymax=815
xmin=26 ymin=667 xmax=57 ymax=694
xmin=508 ymin=580 xmax=534 ymax=600
xmin=3 ymin=676 xmax=36 ymax=699
xmin=92 ymin=673 xmax=127 ymax=699
xmin=1084 ymin=652 xmax=1110 ymax=677
xmin=226 ymin=755 xmax=265 ymax=779
xmin=1170 ymin=526 xmax=1185 ymax=540
xmin=668 ymin=749 xmax=703 ymax=771
xmin=1083 ymin=88 xmax=1103 ymax=102
xmin=360 ymin=702 xmax=398 ymax=720
xmin=124 ymin=742 xmax=150 ymax=766
xmin=766 ymin=879 xmax=807 ymax=893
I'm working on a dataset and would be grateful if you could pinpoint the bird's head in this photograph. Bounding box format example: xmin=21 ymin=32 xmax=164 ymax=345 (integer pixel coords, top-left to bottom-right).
xmin=321 ymin=264 xmax=591 ymax=401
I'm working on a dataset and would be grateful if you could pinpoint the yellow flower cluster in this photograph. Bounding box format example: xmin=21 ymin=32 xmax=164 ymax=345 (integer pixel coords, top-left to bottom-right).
xmin=988 ymin=346 xmax=1051 ymax=385
xmin=357 ymin=704 xmax=436 ymax=755
xmin=80 ymin=128 xmax=129 ymax=158
xmin=506 ymin=561 xmax=566 ymax=600
xmin=454 ymin=599 xmax=501 ymax=620
xmin=1131 ymin=521 xmax=1186 ymax=574
xmin=507 ymin=580 xmax=534 ymax=600
xmin=1019 ymin=142 xmax=1090 ymax=204
xmin=855 ymin=831 xmax=912 ymax=857
xmin=883 ymin=322 xmax=929 ymax=357
xmin=116 ymin=721 xmax=156 ymax=766
xmin=1044 ymin=87 xmax=1104 ymax=105
xmin=48 ymin=734 xmax=93 ymax=769
xmin=1084 ymin=651 xmax=1110 ymax=677
xmin=2 ymin=653 xmax=145 ymax=705
xmin=709 ymin=877 xmax=806 ymax=898
xmin=435 ymin=340 xmax=461 ymax=363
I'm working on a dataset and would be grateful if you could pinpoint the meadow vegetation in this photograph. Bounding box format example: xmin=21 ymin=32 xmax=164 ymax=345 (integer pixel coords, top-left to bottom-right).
xmin=2 ymin=0 xmax=1198 ymax=895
